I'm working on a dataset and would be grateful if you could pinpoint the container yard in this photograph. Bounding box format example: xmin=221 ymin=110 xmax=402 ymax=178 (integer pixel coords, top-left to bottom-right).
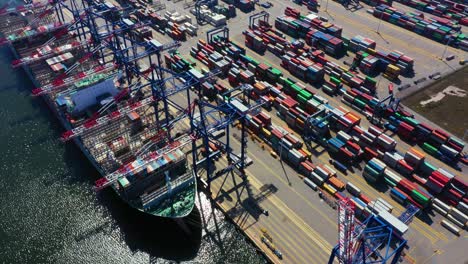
xmin=0 ymin=0 xmax=467 ymax=263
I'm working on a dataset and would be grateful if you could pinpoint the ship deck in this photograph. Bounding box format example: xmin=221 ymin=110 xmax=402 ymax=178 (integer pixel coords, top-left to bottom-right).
xmin=0 ymin=6 xmax=197 ymax=218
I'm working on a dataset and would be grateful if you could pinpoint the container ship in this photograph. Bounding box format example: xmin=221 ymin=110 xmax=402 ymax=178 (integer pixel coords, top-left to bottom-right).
xmin=0 ymin=1 xmax=197 ymax=220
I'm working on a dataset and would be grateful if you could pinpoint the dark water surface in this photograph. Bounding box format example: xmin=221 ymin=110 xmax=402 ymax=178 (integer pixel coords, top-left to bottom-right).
xmin=0 ymin=11 xmax=266 ymax=264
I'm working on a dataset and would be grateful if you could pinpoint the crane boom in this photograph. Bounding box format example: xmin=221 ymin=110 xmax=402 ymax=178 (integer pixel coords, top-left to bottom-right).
xmin=60 ymin=96 xmax=155 ymax=141
xmin=11 ymin=38 xmax=92 ymax=68
xmin=31 ymin=62 xmax=117 ymax=96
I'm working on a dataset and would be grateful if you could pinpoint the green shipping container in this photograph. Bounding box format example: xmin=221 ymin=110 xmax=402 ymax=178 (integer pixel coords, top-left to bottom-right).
xmin=291 ymin=84 xmax=303 ymax=94
xmin=353 ymin=98 xmax=366 ymax=109
xmin=297 ymin=94 xmax=308 ymax=105
xmin=364 ymin=165 xmax=380 ymax=177
xmin=284 ymin=79 xmax=295 ymax=89
xmin=385 ymin=177 xmax=397 ymax=187
xmin=330 ymin=76 xmax=341 ymax=85
xmin=271 ymin=68 xmax=282 ymax=76
xmin=422 ymin=142 xmax=438 ymax=155
xmin=411 ymin=190 xmax=429 ymax=204
xmin=403 ymin=117 xmax=420 ymax=127
xmin=420 ymin=161 xmax=437 ymax=175
xmin=299 ymin=89 xmax=313 ymax=100
xmin=278 ymin=76 xmax=287 ymax=85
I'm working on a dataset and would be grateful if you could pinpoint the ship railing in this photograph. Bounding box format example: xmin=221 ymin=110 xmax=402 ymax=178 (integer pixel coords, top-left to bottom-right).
xmin=140 ymin=171 xmax=194 ymax=209
xmin=94 ymin=134 xmax=194 ymax=191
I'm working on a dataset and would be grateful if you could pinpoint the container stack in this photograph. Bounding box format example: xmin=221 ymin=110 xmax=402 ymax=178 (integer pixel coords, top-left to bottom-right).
xmin=358 ymin=53 xmax=380 ymax=75
xmin=377 ymin=133 xmax=397 ymax=151
xmin=394 ymin=0 xmax=467 ymax=26
xmin=349 ymin=35 xmax=377 ymax=53
xmin=404 ymin=148 xmax=425 ymax=168
xmin=383 ymin=168 xmax=402 ymax=187
xmin=244 ymin=30 xmax=267 ymax=53
xmin=308 ymin=31 xmax=345 ymax=56
xmin=373 ymin=4 xmax=464 ymax=45
xmin=363 ymin=158 xmax=387 ymax=182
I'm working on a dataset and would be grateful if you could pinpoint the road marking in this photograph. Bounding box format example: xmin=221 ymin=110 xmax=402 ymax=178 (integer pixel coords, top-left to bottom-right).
xmin=212 ymin=159 xmax=325 ymax=264
xmin=216 ymin=157 xmax=334 ymax=255
xmin=228 ymin=136 xmax=337 ymax=228
xmin=213 ymin=188 xmax=312 ymax=264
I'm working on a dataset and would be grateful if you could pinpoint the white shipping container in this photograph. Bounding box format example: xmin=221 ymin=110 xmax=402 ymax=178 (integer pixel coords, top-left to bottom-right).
xmin=371 ymin=158 xmax=387 ymax=170
xmin=315 ymin=166 xmax=330 ymax=180
xmin=456 ymin=202 xmax=468 ymax=215
xmin=441 ymin=144 xmax=459 ymax=157
xmin=324 ymin=164 xmax=337 ymax=177
xmin=368 ymin=201 xmax=386 ymax=214
xmin=441 ymin=220 xmax=460 ymax=235
xmin=377 ymin=198 xmax=393 ymax=213
xmin=304 ymin=177 xmax=318 ymax=191
xmin=310 ymin=172 xmax=324 ymax=185
xmin=384 ymin=152 xmax=399 ymax=168
xmin=337 ymin=131 xmax=352 ymax=143
xmin=437 ymin=168 xmax=455 ymax=179
xmin=448 ymin=208 xmax=468 ymax=225
xmin=364 ymin=131 xmax=376 ymax=142
xmin=368 ymin=126 xmax=383 ymax=136
xmin=432 ymin=204 xmax=447 ymax=216
xmin=434 ymin=198 xmax=451 ymax=212
xmin=446 ymin=214 xmax=465 ymax=228
xmin=346 ymin=182 xmax=361 ymax=196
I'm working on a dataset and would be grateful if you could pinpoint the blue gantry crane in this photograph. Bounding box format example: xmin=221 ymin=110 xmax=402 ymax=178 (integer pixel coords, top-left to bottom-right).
xmin=329 ymin=198 xmax=408 ymax=264
xmin=188 ymin=84 xmax=265 ymax=191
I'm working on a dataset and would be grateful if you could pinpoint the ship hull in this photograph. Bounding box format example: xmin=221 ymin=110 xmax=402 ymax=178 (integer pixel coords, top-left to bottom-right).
xmin=7 ymin=43 xmax=197 ymax=221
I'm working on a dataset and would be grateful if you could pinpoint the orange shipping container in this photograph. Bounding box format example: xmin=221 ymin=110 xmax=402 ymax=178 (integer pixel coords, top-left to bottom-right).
xmin=409 ymin=148 xmax=425 ymax=158
xmin=345 ymin=112 xmax=361 ymax=124
xmin=328 ymin=176 xmax=345 ymax=191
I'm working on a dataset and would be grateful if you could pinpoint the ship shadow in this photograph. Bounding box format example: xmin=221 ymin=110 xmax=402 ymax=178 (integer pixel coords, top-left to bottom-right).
xmin=61 ymin=141 xmax=203 ymax=262
xmin=97 ymin=190 xmax=203 ymax=262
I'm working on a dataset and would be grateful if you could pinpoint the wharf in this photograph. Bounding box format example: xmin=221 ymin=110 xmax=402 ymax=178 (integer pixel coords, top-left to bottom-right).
xmin=1 ymin=0 xmax=466 ymax=263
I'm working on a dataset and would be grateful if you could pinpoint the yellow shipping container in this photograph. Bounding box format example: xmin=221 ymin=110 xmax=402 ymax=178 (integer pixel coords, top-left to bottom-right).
xmin=323 ymin=183 xmax=337 ymax=195
xmin=301 ymin=148 xmax=312 ymax=159
xmin=366 ymin=48 xmax=376 ymax=55
xmin=262 ymin=128 xmax=271 ymax=138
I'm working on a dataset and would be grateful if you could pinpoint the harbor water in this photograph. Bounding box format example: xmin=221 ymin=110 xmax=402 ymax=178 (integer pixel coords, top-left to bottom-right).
xmin=0 ymin=13 xmax=266 ymax=264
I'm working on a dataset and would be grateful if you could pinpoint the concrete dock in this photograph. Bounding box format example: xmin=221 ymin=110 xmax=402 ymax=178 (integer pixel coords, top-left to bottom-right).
xmin=57 ymin=0 xmax=468 ymax=262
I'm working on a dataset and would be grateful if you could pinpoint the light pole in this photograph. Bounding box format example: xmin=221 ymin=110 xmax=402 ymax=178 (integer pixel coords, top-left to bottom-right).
xmin=376 ymin=10 xmax=384 ymax=34
xmin=279 ymin=131 xmax=290 ymax=162
xmin=440 ymin=37 xmax=451 ymax=61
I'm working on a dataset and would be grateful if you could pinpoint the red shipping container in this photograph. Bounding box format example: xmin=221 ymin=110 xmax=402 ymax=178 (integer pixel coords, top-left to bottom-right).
xmin=412 ymin=174 xmax=426 ymax=186
xmin=364 ymin=147 xmax=378 ymax=159
xmin=353 ymin=126 xmax=364 ymax=135
xmin=340 ymin=147 xmax=354 ymax=159
xmin=428 ymin=176 xmax=445 ymax=188
xmin=447 ymin=141 xmax=463 ymax=152
xmin=419 ymin=122 xmax=433 ymax=132
xmin=398 ymin=179 xmax=415 ymax=194
xmin=431 ymin=171 xmax=450 ymax=184
xmin=335 ymin=192 xmax=345 ymax=200
xmin=406 ymin=196 xmax=424 ymax=209
xmin=347 ymin=141 xmax=361 ymax=153
xmin=397 ymin=159 xmax=413 ymax=172
xmin=359 ymin=194 xmax=371 ymax=204
xmin=448 ymin=188 xmax=463 ymax=201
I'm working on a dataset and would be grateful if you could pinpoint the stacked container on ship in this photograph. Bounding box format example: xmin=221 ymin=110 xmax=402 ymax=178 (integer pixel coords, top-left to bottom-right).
xmin=0 ymin=1 xmax=197 ymax=220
